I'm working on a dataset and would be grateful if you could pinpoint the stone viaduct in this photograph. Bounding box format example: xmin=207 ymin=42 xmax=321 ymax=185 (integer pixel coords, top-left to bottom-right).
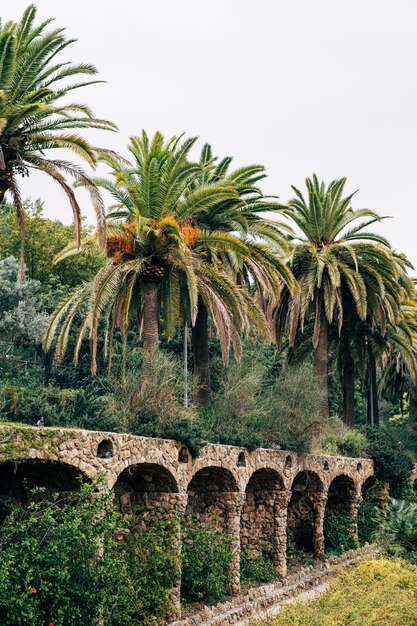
xmin=0 ymin=424 xmax=374 ymax=617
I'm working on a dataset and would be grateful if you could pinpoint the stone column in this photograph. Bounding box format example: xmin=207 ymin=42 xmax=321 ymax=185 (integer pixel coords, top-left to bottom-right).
xmin=273 ymin=490 xmax=291 ymax=576
xmin=312 ymin=492 xmax=327 ymax=558
xmin=224 ymin=492 xmax=244 ymax=594
xmin=171 ymin=493 xmax=188 ymax=620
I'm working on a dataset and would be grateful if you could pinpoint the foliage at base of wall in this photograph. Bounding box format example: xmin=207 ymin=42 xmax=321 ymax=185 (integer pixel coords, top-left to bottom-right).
xmin=323 ymin=509 xmax=358 ymax=555
xmin=374 ymin=498 xmax=417 ymax=565
xmin=0 ymin=483 xmax=179 ymax=626
xmin=240 ymin=548 xmax=278 ymax=584
xmin=357 ymin=499 xmax=382 ymax=546
xmin=252 ymin=559 xmax=417 ymax=626
xmin=180 ymin=515 xmax=234 ymax=603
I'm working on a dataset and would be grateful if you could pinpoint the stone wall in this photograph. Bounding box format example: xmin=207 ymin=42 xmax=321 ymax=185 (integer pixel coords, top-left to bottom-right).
xmin=0 ymin=425 xmax=374 ymax=619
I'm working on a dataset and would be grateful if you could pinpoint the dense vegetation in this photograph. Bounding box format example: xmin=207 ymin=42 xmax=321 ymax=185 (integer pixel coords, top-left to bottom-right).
xmin=0 ymin=483 xmax=179 ymax=626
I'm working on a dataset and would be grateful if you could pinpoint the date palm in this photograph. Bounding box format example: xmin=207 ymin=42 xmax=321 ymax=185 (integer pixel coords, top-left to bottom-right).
xmin=274 ymin=175 xmax=398 ymax=419
xmin=331 ymin=253 xmax=414 ymax=425
xmin=43 ymin=132 xmax=244 ymax=371
xmin=0 ymin=4 xmax=116 ymax=279
xmin=363 ymin=297 xmax=417 ymax=425
xmin=188 ymin=143 xmax=295 ymax=403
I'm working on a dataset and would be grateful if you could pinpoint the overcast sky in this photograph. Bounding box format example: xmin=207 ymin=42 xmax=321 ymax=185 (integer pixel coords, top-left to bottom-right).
xmin=4 ymin=0 xmax=417 ymax=267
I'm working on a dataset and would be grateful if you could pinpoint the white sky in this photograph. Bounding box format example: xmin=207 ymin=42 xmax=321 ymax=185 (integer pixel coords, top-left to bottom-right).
xmin=4 ymin=0 xmax=417 ymax=268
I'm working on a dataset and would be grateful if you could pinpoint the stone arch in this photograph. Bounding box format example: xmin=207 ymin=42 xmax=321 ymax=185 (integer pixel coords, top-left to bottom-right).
xmin=323 ymin=474 xmax=357 ymax=552
xmin=114 ymin=463 xmax=179 ymax=518
xmin=185 ymin=466 xmax=241 ymax=593
xmin=186 ymin=466 xmax=239 ymax=523
xmin=113 ymin=463 xmax=182 ymax=617
xmin=240 ymin=468 xmax=287 ymax=575
xmin=287 ymin=470 xmax=324 ymax=557
xmin=0 ymin=459 xmax=87 ymax=520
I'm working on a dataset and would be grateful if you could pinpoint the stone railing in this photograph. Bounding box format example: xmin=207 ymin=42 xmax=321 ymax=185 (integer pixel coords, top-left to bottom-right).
xmin=0 ymin=424 xmax=374 ymax=620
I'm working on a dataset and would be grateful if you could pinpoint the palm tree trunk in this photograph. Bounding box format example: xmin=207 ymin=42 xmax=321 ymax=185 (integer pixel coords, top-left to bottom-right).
xmin=191 ymin=298 xmax=211 ymax=405
xmin=314 ymin=307 xmax=329 ymax=420
xmin=0 ymin=166 xmax=13 ymax=202
xmin=409 ymin=383 xmax=417 ymax=428
xmin=342 ymin=352 xmax=355 ymax=427
xmin=367 ymin=354 xmax=379 ymax=426
xmin=142 ymin=281 xmax=160 ymax=352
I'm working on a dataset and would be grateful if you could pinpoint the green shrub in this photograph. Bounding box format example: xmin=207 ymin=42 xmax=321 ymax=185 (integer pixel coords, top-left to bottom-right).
xmin=0 ymin=482 xmax=178 ymax=626
xmin=112 ymin=511 xmax=180 ymax=624
xmin=374 ymin=498 xmax=417 ymax=563
xmin=203 ymin=360 xmax=323 ymax=453
xmin=366 ymin=427 xmax=414 ymax=496
xmin=181 ymin=516 xmax=234 ymax=603
xmin=323 ymin=509 xmax=358 ymax=554
xmin=316 ymin=416 xmax=367 ymax=457
xmin=104 ymin=348 xmax=193 ymax=426
xmin=241 ymin=548 xmax=278 ymax=584
xmin=357 ymin=499 xmax=381 ymax=546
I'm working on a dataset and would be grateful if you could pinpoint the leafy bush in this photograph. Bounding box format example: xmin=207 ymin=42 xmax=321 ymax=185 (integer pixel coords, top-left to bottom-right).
xmin=253 ymin=559 xmax=417 ymax=626
xmin=323 ymin=509 xmax=358 ymax=554
xmin=374 ymin=499 xmax=417 ymax=564
xmin=203 ymin=360 xmax=323 ymax=453
xmin=241 ymin=548 xmax=278 ymax=584
xmin=114 ymin=511 xmax=180 ymax=624
xmin=104 ymin=348 xmax=190 ymax=427
xmin=259 ymin=363 xmax=324 ymax=453
xmin=181 ymin=516 xmax=234 ymax=603
xmin=357 ymin=500 xmax=381 ymax=546
xmin=316 ymin=417 xmax=367 ymax=457
xmin=366 ymin=426 xmax=414 ymax=496
xmin=0 ymin=482 xmax=178 ymax=626
xmin=0 ymin=256 xmax=47 ymax=345
xmin=200 ymin=355 xmax=266 ymax=450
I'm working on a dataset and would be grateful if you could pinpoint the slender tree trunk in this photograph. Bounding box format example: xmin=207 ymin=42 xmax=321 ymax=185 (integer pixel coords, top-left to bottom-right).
xmin=342 ymin=352 xmax=355 ymax=427
xmin=409 ymin=383 xmax=417 ymax=428
xmin=183 ymin=321 xmax=189 ymax=408
xmin=367 ymin=354 xmax=379 ymax=426
xmin=142 ymin=281 xmax=160 ymax=353
xmin=191 ymin=298 xmax=211 ymax=405
xmin=314 ymin=308 xmax=329 ymax=420
xmin=35 ymin=345 xmax=54 ymax=386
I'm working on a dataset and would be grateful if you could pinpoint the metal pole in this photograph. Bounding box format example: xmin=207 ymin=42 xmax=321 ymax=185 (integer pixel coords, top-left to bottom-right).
xmin=184 ymin=321 xmax=189 ymax=408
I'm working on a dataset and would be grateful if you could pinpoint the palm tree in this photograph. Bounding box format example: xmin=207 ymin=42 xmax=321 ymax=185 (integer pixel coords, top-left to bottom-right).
xmin=188 ymin=144 xmax=295 ymax=403
xmin=43 ymin=132 xmax=244 ymax=371
xmin=330 ymin=250 xmax=413 ymax=425
xmin=369 ymin=298 xmax=417 ymax=425
xmin=274 ymin=175 xmax=397 ymax=419
xmin=0 ymin=4 xmax=116 ymax=279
